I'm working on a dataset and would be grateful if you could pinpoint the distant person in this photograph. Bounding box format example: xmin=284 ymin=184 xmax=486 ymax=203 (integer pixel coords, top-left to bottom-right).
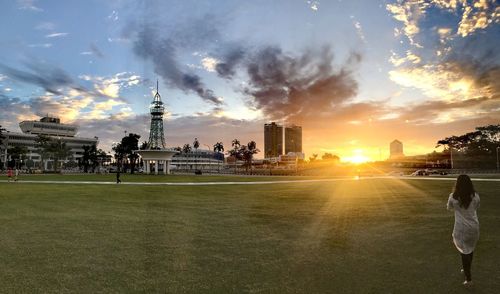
xmin=116 ymin=170 xmax=121 ymax=184
xmin=14 ymin=168 xmax=19 ymax=182
xmin=7 ymin=167 xmax=13 ymax=182
xmin=447 ymin=174 xmax=480 ymax=287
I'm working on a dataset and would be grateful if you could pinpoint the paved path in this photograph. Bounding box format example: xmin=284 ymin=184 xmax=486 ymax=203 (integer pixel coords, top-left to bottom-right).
xmin=1 ymin=176 xmax=499 ymax=186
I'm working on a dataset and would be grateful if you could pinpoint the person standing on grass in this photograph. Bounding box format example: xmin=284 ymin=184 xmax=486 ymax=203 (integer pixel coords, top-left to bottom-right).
xmin=116 ymin=170 xmax=121 ymax=184
xmin=447 ymin=174 xmax=480 ymax=287
xmin=7 ymin=167 xmax=13 ymax=182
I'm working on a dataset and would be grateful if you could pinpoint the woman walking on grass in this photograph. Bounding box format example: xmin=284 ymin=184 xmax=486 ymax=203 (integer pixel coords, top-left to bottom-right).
xmin=447 ymin=174 xmax=480 ymax=287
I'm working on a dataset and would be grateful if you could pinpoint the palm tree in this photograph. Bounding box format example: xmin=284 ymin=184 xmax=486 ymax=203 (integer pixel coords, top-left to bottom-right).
xmin=0 ymin=125 xmax=7 ymax=170
xmin=193 ymin=138 xmax=200 ymax=171
xmin=50 ymin=139 xmax=72 ymax=172
xmin=35 ymin=134 xmax=51 ymax=171
xmin=213 ymin=142 xmax=224 ymax=173
xmin=243 ymin=141 xmax=259 ymax=174
xmin=182 ymin=143 xmax=192 ymax=171
xmin=229 ymin=139 xmax=241 ymax=173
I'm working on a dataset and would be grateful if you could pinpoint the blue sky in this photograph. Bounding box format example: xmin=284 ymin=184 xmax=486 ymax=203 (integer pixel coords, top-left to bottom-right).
xmin=0 ymin=0 xmax=498 ymax=160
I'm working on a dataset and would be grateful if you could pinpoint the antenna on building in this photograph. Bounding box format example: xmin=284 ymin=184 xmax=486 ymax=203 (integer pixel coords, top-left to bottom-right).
xmin=156 ymin=79 xmax=159 ymax=93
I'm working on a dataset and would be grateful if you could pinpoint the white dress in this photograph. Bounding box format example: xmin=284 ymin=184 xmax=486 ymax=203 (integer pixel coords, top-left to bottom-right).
xmin=447 ymin=193 xmax=480 ymax=254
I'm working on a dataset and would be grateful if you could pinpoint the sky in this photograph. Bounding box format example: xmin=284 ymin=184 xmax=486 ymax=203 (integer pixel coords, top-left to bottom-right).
xmin=0 ymin=0 xmax=498 ymax=161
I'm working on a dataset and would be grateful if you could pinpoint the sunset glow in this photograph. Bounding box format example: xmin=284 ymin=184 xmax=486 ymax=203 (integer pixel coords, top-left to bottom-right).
xmin=0 ymin=0 xmax=498 ymax=161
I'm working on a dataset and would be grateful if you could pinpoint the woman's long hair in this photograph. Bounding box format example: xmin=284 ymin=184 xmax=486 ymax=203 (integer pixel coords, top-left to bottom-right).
xmin=452 ymin=174 xmax=475 ymax=209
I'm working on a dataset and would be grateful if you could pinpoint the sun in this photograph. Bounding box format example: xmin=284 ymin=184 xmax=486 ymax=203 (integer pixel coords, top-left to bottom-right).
xmin=349 ymin=154 xmax=369 ymax=164
xmin=344 ymin=149 xmax=370 ymax=164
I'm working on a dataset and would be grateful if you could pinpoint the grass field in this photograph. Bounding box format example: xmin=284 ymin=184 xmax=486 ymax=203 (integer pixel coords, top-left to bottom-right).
xmin=0 ymin=176 xmax=499 ymax=293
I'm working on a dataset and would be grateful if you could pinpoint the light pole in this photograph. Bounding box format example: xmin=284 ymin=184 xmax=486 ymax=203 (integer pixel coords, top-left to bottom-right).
xmin=496 ymin=146 xmax=499 ymax=172
xmin=450 ymin=146 xmax=454 ymax=170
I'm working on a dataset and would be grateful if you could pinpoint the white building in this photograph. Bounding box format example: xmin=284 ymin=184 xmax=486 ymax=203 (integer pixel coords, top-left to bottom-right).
xmin=1 ymin=116 xmax=98 ymax=170
xmin=170 ymin=149 xmax=225 ymax=172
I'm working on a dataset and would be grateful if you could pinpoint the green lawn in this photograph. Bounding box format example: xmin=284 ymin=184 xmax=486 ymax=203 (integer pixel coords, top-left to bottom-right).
xmin=6 ymin=173 xmax=318 ymax=183
xmin=0 ymin=178 xmax=499 ymax=293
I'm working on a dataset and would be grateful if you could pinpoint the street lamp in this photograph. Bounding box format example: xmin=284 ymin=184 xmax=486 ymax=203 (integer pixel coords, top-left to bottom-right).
xmin=496 ymin=146 xmax=499 ymax=172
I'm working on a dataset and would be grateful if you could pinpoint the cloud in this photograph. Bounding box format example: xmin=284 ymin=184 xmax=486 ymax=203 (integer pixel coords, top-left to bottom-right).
xmin=133 ymin=25 xmax=223 ymax=106
xmin=389 ymin=50 xmax=421 ymax=67
xmin=387 ymin=0 xmax=499 ymax=45
xmin=45 ymin=32 xmax=68 ymax=38
xmin=306 ymin=1 xmax=320 ymax=11
xmin=28 ymin=43 xmax=52 ymax=48
xmin=17 ymin=0 xmax=43 ymax=11
xmin=201 ymin=57 xmax=219 ymax=72
xmin=90 ymin=43 xmax=104 ymax=58
xmin=0 ymin=61 xmax=78 ymax=95
xmin=79 ymin=72 xmax=141 ymax=98
xmin=215 ymin=45 xmax=361 ymax=122
xmin=35 ymin=22 xmax=55 ymax=30
xmin=107 ymin=10 xmax=119 ymax=21
xmin=386 ymin=0 xmax=428 ymax=45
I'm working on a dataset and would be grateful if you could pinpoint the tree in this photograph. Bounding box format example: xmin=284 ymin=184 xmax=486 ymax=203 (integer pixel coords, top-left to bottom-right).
xmin=7 ymin=146 xmax=28 ymax=168
xmin=182 ymin=143 xmax=192 ymax=171
xmin=193 ymin=138 xmax=200 ymax=171
xmin=81 ymin=145 xmax=98 ymax=173
xmin=322 ymin=153 xmax=340 ymax=162
xmin=140 ymin=141 xmax=149 ymax=150
xmin=119 ymin=133 xmax=140 ymax=174
xmin=241 ymin=141 xmax=259 ymax=173
xmin=34 ymin=134 xmax=51 ymax=171
xmin=112 ymin=142 xmax=126 ymax=172
xmin=436 ymin=124 xmax=500 ymax=169
xmin=213 ymin=142 xmax=224 ymax=172
xmin=228 ymin=139 xmax=241 ymax=173
xmin=0 ymin=125 xmax=5 ymax=147
xmin=50 ymin=139 xmax=72 ymax=172
xmin=0 ymin=125 xmax=6 ymax=169
xmin=309 ymin=154 xmax=318 ymax=163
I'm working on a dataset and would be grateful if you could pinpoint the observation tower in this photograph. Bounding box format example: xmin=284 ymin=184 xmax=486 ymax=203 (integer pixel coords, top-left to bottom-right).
xmin=136 ymin=81 xmax=178 ymax=174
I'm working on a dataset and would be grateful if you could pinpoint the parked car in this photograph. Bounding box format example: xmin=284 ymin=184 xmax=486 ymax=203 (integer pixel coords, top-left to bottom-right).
xmin=411 ymin=169 xmax=428 ymax=176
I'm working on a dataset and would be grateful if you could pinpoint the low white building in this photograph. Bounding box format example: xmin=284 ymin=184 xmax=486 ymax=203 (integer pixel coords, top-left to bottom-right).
xmin=1 ymin=116 xmax=98 ymax=170
xmin=170 ymin=149 xmax=225 ymax=172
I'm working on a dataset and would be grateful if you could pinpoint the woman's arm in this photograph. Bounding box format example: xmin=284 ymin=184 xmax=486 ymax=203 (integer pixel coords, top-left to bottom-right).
xmin=446 ymin=194 xmax=454 ymax=211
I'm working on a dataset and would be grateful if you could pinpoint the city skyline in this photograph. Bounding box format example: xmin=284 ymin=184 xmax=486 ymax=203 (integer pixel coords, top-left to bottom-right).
xmin=0 ymin=0 xmax=498 ymax=161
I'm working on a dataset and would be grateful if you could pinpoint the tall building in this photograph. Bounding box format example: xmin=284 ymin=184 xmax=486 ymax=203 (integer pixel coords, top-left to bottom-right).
xmin=389 ymin=139 xmax=404 ymax=159
xmin=1 ymin=116 xmax=98 ymax=169
xmin=285 ymin=125 xmax=302 ymax=154
xmin=264 ymin=122 xmax=283 ymax=158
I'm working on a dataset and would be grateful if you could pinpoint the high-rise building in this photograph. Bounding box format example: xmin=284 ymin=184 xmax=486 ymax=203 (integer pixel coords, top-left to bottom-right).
xmin=264 ymin=122 xmax=283 ymax=158
xmin=389 ymin=139 xmax=404 ymax=159
xmin=285 ymin=125 xmax=302 ymax=154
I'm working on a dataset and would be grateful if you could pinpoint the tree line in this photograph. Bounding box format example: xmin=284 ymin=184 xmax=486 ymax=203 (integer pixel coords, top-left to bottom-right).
xmin=436 ymin=124 xmax=500 ymax=169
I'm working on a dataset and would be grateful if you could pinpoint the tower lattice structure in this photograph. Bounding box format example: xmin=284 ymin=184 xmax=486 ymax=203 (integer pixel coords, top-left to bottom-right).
xmin=148 ymin=81 xmax=166 ymax=149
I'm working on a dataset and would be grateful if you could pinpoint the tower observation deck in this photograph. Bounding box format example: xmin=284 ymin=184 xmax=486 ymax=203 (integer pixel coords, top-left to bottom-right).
xmin=148 ymin=80 xmax=166 ymax=149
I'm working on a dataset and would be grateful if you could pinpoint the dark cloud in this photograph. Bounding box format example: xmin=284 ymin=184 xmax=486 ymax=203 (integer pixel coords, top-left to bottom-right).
xmin=0 ymin=61 xmax=93 ymax=95
xmin=216 ymin=45 xmax=361 ymax=121
xmin=215 ymin=47 xmax=246 ymax=78
xmin=90 ymin=43 xmax=104 ymax=58
xmin=132 ymin=25 xmax=223 ymax=106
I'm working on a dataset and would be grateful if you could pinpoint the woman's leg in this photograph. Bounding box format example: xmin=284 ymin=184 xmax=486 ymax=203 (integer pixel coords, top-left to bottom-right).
xmin=461 ymin=252 xmax=473 ymax=281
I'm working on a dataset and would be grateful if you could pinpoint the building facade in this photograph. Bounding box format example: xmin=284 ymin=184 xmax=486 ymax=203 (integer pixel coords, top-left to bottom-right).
xmin=1 ymin=117 xmax=98 ymax=170
xmin=264 ymin=122 xmax=283 ymax=158
xmin=389 ymin=139 xmax=404 ymax=159
xmin=170 ymin=149 xmax=225 ymax=172
xmin=285 ymin=125 xmax=302 ymax=154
